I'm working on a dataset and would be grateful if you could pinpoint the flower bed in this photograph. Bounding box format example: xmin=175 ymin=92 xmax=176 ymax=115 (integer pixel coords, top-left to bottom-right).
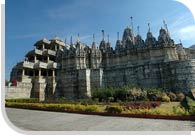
xmin=121 ymin=101 xmax=161 ymax=109
xmin=5 ymin=102 xmax=195 ymax=120
xmin=5 ymin=102 xmax=99 ymax=112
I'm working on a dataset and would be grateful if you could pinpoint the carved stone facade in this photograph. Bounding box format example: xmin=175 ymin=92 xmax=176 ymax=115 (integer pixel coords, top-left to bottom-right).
xmin=6 ymin=23 xmax=195 ymax=100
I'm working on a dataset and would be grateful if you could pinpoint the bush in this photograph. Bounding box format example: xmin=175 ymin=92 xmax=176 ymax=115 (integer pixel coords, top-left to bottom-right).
xmin=168 ymin=92 xmax=177 ymax=101
xmin=107 ymin=97 xmax=114 ymax=102
xmin=122 ymin=101 xmax=161 ymax=109
xmin=172 ymin=106 xmax=189 ymax=116
xmin=150 ymin=101 xmax=161 ymax=108
xmin=6 ymin=102 xmax=99 ymax=112
xmin=161 ymin=95 xmax=170 ymax=102
xmin=105 ymin=106 xmax=123 ymax=114
xmin=58 ymin=104 xmax=75 ymax=111
xmin=186 ymin=96 xmax=195 ymax=115
xmin=146 ymin=88 xmax=164 ymax=101
xmin=6 ymin=98 xmax=39 ymax=103
xmin=128 ymin=88 xmax=147 ymax=101
xmin=176 ymin=92 xmax=185 ymax=102
xmin=55 ymin=97 xmax=66 ymax=103
xmin=114 ymin=89 xmax=128 ymax=101
xmin=78 ymin=99 xmax=95 ymax=105
xmin=85 ymin=105 xmax=98 ymax=112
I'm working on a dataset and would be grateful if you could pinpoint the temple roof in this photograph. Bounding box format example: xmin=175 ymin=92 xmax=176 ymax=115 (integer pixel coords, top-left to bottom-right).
xmin=122 ymin=27 xmax=134 ymax=41
xmin=50 ymin=36 xmax=64 ymax=42
xmin=92 ymin=41 xmax=98 ymax=49
xmin=34 ymin=38 xmax=51 ymax=46
xmin=50 ymin=36 xmax=65 ymax=46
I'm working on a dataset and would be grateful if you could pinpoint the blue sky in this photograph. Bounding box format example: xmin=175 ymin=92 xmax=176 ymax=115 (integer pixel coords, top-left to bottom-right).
xmin=5 ymin=0 xmax=195 ymax=80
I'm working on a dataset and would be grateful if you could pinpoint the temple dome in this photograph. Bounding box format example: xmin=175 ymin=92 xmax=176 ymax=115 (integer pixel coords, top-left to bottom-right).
xmin=146 ymin=31 xmax=153 ymax=38
xmin=122 ymin=27 xmax=134 ymax=41
xmin=92 ymin=41 xmax=98 ymax=49
xmin=99 ymin=40 xmax=107 ymax=50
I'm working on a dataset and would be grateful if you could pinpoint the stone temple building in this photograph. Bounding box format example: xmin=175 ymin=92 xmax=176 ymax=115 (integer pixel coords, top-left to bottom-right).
xmin=6 ymin=20 xmax=195 ymax=101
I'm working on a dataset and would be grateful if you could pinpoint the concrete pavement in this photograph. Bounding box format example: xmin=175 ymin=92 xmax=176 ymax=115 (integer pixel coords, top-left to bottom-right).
xmin=5 ymin=108 xmax=195 ymax=131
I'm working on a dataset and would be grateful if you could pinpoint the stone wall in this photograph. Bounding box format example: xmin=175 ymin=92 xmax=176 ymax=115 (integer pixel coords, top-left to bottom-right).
xmin=102 ymin=59 xmax=195 ymax=93
xmin=5 ymin=82 xmax=32 ymax=99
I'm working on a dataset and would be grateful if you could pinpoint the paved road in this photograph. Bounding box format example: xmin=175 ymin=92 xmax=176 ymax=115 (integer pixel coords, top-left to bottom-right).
xmin=5 ymin=108 xmax=195 ymax=131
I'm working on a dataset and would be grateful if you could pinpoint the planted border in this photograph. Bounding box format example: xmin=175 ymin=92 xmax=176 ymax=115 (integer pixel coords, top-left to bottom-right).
xmin=5 ymin=102 xmax=195 ymax=121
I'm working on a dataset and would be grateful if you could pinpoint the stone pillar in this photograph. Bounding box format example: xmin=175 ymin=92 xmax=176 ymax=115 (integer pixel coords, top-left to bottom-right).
xmin=52 ymin=70 xmax=55 ymax=77
xmin=33 ymin=70 xmax=35 ymax=77
xmin=38 ymin=69 xmax=41 ymax=76
xmin=22 ymin=69 xmax=25 ymax=76
xmin=34 ymin=55 xmax=37 ymax=62
xmin=55 ymin=45 xmax=57 ymax=51
xmin=47 ymin=56 xmax=49 ymax=62
xmin=42 ymin=44 xmax=45 ymax=50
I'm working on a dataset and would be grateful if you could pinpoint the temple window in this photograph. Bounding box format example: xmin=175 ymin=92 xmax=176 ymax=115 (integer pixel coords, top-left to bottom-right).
xmin=35 ymin=70 xmax=39 ymax=76
xmin=41 ymin=70 xmax=47 ymax=76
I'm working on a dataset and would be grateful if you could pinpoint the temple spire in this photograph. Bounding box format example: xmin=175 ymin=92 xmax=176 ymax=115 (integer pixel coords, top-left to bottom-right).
xmin=93 ymin=34 xmax=95 ymax=42
xmin=130 ymin=16 xmax=134 ymax=32
xmin=77 ymin=33 xmax=80 ymax=42
xmin=137 ymin=26 xmax=140 ymax=35
xmin=101 ymin=30 xmax=105 ymax=40
xmin=179 ymin=39 xmax=182 ymax=44
xmin=107 ymin=34 xmax=109 ymax=42
xmin=117 ymin=32 xmax=119 ymax=40
xmin=163 ymin=20 xmax=166 ymax=29
xmin=148 ymin=23 xmax=150 ymax=32
xmin=163 ymin=20 xmax=170 ymax=36
xmin=70 ymin=36 xmax=73 ymax=45
xmin=64 ymin=38 xmax=66 ymax=44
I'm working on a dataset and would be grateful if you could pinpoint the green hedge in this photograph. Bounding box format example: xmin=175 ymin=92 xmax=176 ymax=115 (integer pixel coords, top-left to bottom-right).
xmin=186 ymin=97 xmax=195 ymax=115
xmin=6 ymin=102 xmax=191 ymax=116
xmin=105 ymin=106 xmax=123 ymax=113
xmin=5 ymin=98 xmax=39 ymax=103
xmin=5 ymin=102 xmax=99 ymax=112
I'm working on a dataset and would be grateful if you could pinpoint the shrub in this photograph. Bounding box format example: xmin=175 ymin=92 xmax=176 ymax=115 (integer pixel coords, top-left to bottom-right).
xmin=172 ymin=106 xmax=189 ymax=116
xmin=150 ymin=101 xmax=161 ymax=108
xmin=5 ymin=102 xmax=100 ymax=113
xmin=93 ymin=98 xmax=99 ymax=103
xmin=128 ymin=88 xmax=147 ymax=101
xmin=176 ymin=92 xmax=185 ymax=102
xmin=114 ymin=89 xmax=128 ymax=101
xmin=105 ymin=106 xmax=123 ymax=114
xmin=55 ymin=97 xmax=66 ymax=103
xmin=6 ymin=98 xmax=39 ymax=103
xmin=74 ymin=104 xmax=85 ymax=111
xmin=92 ymin=90 xmax=107 ymax=102
xmin=161 ymin=95 xmax=170 ymax=102
xmin=58 ymin=104 xmax=75 ymax=111
xmin=85 ymin=105 xmax=98 ymax=112
xmin=189 ymin=108 xmax=195 ymax=115
xmin=107 ymin=97 xmax=114 ymax=102
xmin=145 ymin=87 xmax=166 ymax=101
xmin=186 ymin=96 xmax=195 ymax=115
xmin=168 ymin=92 xmax=177 ymax=101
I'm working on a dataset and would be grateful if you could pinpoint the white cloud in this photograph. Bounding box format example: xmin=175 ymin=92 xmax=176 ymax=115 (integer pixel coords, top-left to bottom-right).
xmin=177 ymin=25 xmax=195 ymax=40
xmin=164 ymin=11 xmax=195 ymax=46
xmin=175 ymin=0 xmax=195 ymax=21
